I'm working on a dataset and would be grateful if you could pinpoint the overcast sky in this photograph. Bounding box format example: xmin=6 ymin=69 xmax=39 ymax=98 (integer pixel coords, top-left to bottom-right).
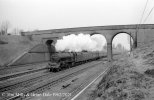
xmin=0 ymin=0 xmax=154 ymax=32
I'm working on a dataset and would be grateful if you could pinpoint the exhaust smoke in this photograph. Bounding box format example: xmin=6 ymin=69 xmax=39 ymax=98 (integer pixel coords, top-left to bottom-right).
xmin=55 ymin=33 xmax=106 ymax=52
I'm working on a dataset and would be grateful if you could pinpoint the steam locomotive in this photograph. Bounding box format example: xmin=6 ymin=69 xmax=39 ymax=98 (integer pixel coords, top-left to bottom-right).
xmin=48 ymin=51 xmax=106 ymax=72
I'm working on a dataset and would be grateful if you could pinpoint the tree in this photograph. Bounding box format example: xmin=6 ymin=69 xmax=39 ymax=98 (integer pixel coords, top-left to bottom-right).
xmin=11 ymin=28 xmax=25 ymax=35
xmin=19 ymin=29 xmax=24 ymax=36
xmin=0 ymin=21 xmax=10 ymax=35
xmin=117 ymin=43 xmax=122 ymax=50
xmin=12 ymin=28 xmax=19 ymax=35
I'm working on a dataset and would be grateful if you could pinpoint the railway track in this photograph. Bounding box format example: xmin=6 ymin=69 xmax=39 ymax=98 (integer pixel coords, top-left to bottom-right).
xmin=0 ymin=63 xmax=49 ymax=90
xmin=0 ymin=62 xmax=48 ymax=72
xmin=0 ymin=67 xmax=46 ymax=81
xmin=1 ymin=61 xmax=103 ymax=100
xmin=0 ymin=62 xmax=49 ymax=78
xmin=65 ymin=62 xmax=110 ymax=100
xmin=0 ymin=60 xmax=95 ymax=93
xmin=0 ymin=70 xmax=49 ymax=93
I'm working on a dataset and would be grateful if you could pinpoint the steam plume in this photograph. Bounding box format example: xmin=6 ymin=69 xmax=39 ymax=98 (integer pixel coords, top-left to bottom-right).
xmin=55 ymin=33 xmax=106 ymax=52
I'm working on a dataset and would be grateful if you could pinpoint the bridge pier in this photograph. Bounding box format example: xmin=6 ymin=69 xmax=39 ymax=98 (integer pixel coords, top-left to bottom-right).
xmin=107 ymin=42 xmax=112 ymax=62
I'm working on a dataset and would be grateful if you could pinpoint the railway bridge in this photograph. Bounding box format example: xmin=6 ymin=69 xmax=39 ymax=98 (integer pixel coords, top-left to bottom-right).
xmin=24 ymin=24 xmax=154 ymax=61
xmin=10 ymin=24 xmax=154 ymax=66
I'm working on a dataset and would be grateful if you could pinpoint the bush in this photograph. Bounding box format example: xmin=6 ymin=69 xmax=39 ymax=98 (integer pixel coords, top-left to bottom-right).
xmin=0 ymin=40 xmax=8 ymax=44
xmin=27 ymin=35 xmax=33 ymax=41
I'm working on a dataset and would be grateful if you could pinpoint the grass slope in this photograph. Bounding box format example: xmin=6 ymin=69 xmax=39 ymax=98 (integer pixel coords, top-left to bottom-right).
xmin=88 ymin=40 xmax=154 ymax=100
xmin=0 ymin=36 xmax=38 ymax=67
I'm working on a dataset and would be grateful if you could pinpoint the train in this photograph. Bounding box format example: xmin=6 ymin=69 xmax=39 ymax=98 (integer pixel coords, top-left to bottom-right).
xmin=47 ymin=51 xmax=107 ymax=72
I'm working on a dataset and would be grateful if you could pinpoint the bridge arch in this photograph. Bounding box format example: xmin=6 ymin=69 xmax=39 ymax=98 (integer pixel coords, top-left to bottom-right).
xmin=111 ymin=32 xmax=135 ymax=50
xmin=112 ymin=32 xmax=134 ymax=41
xmin=90 ymin=32 xmax=107 ymax=40
xmin=112 ymin=33 xmax=134 ymax=55
xmin=90 ymin=32 xmax=107 ymax=52
xmin=106 ymin=31 xmax=137 ymax=62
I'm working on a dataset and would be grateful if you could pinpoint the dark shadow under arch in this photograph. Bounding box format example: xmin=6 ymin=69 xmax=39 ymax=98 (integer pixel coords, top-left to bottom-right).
xmin=46 ymin=40 xmax=54 ymax=46
xmin=90 ymin=32 xmax=100 ymax=36
xmin=45 ymin=40 xmax=56 ymax=59
xmin=90 ymin=32 xmax=106 ymax=38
